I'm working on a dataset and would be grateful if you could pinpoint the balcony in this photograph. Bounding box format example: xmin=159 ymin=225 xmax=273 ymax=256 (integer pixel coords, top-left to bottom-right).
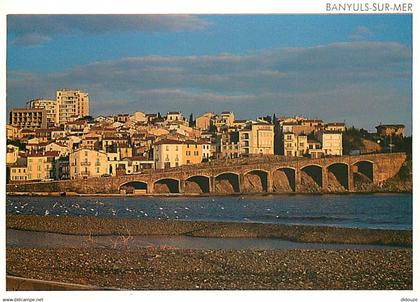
xmin=81 ymin=171 xmax=90 ymax=176
xmin=80 ymin=161 xmax=91 ymax=166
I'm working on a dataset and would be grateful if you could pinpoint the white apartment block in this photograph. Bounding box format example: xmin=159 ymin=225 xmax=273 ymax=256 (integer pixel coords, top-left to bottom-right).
xmin=56 ymin=89 xmax=89 ymax=124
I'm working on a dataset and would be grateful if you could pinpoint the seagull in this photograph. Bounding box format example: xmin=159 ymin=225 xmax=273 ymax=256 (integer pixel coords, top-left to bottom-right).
xmin=53 ymin=202 xmax=58 ymax=208
xmin=44 ymin=210 xmax=49 ymax=216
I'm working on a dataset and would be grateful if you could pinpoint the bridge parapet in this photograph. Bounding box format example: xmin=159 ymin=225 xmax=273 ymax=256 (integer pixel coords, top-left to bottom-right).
xmin=6 ymin=153 xmax=407 ymax=195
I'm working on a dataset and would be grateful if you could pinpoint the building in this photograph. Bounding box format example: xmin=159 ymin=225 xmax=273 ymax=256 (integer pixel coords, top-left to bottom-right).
xmin=219 ymin=130 xmax=240 ymax=159
xmin=26 ymin=99 xmax=59 ymax=126
xmin=307 ymin=140 xmax=323 ymax=158
xmin=220 ymin=112 xmax=235 ymax=126
xmin=283 ymin=132 xmax=308 ymax=157
xmin=318 ymin=131 xmax=343 ymax=156
xmin=239 ymin=122 xmax=274 ymax=155
xmin=122 ymin=156 xmax=155 ymax=174
xmin=26 ymin=151 xmax=59 ymax=181
xmin=325 ymin=122 xmax=346 ymax=132
xmin=56 ymin=89 xmax=89 ymax=124
xmin=9 ymin=158 xmax=28 ymax=182
xmin=9 ymin=108 xmax=48 ymax=129
xmin=153 ymin=139 xmax=184 ymax=169
xmin=199 ymin=140 xmax=212 ymax=161
xmin=376 ymin=124 xmax=405 ymax=137
xmin=69 ymin=148 xmax=108 ymax=179
xmin=166 ymin=112 xmax=184 ymax=122
xmin=6 ymin=125 xmax=19 ymax=140
xmin=6 ymin=145 xmax=19 ymax=165
xmin=183 ymin=140 xmax=203 ymax=165
xmin=196 ymin=112 xmax=215 ymax=130
xmin=45 ymin=142 xmax=69 ymax=157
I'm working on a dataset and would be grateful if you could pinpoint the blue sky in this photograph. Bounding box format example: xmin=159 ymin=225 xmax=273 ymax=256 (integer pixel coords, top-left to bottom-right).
xmin=7 ymin=14 xmax=412 ymax=133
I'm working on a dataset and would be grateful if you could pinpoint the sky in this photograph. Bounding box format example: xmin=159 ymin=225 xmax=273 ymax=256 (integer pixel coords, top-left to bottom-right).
xmin=6 ymin=14 xmax=412 ymax=133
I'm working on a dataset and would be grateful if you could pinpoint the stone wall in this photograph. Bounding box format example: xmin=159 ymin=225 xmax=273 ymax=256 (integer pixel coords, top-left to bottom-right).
xmin=6 ymin=153 xmax=408 ymax=195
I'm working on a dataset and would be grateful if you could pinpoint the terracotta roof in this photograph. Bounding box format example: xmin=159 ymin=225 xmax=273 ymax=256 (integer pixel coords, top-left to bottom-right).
xmin=154 ymin=139 xmax=183 ymax=145
xmin=48 ymin=142 xmax=67 ymax=147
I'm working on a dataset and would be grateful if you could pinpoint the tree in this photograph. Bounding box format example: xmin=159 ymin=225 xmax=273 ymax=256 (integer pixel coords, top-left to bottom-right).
xmin=189 ymin=113 xmax=195 ymax=127
xmin=272 ymin=114 xmax=277 ymax=125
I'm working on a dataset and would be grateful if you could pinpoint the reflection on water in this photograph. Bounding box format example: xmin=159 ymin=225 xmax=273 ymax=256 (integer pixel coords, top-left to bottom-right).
xmin=7 ymin=193 xmax=412 ymax=230
xmin=6 ymin=229 xmax=403 ymax=251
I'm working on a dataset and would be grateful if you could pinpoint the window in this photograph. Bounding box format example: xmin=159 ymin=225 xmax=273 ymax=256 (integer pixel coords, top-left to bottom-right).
xmin=166 ymin=146 xmax=169 ymax=151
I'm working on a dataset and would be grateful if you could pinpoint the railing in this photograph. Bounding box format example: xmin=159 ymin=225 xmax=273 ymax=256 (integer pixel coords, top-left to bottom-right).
xmin=80 ymin=162 xmax=91 ymax=166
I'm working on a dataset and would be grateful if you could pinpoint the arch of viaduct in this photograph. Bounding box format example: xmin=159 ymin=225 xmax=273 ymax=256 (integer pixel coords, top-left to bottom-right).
xmin=7 ymin=153 xmax=407 ymax=195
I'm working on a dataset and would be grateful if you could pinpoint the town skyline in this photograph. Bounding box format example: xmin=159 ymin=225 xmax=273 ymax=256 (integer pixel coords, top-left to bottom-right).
xmin=7 ymin=15 xmax=412 ymax=134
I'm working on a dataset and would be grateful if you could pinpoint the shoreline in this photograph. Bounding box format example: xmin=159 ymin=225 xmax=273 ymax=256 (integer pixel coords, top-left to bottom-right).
xmin=6 ymin=214 xmax=412 ymax=247
xmin=6 ymin=189 xmax=413 ymax=197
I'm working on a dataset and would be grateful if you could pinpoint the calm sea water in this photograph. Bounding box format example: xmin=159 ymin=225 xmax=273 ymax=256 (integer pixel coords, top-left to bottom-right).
xmin=6 ymin=193 xmax=412 ymax=230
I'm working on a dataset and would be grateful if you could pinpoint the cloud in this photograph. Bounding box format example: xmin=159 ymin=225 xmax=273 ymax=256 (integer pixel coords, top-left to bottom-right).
xmin=350 ymin=26 xmax=374 ymax=40
xmin=11 ymin=33 xmax=51 ymax=47
xmin=7 ymin=41 xmax=412 ymax=132
xmin=8 ymin=15 xmax=210 ymax=46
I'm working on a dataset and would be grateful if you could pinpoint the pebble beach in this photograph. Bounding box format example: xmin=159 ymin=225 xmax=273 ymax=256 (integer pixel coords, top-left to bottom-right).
xmin=6 ymin=214 xmax=412 ymax=290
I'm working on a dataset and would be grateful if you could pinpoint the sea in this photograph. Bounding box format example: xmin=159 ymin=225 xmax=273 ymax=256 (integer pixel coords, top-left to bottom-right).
xmin=6 ymin=193 xmax=412 ymax=230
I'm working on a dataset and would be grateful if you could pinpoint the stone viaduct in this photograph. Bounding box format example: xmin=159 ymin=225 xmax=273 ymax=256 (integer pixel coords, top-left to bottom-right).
xmin=7 ymin=153 xmax=407 ymax=195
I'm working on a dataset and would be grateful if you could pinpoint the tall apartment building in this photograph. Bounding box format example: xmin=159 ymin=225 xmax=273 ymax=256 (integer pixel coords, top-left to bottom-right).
xmin=9 ymin=108 xmax=48 ymax=129
xmin=56 ymin=89 xmax=89 ymax=124
xmin=26 ymin=99 xmax=59 ymax=126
